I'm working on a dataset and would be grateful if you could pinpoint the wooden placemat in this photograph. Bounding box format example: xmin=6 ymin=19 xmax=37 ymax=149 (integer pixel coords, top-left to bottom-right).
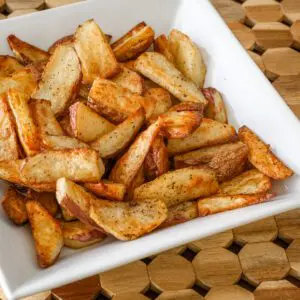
xmin=1 ymin=0 xmax=300 ymax=299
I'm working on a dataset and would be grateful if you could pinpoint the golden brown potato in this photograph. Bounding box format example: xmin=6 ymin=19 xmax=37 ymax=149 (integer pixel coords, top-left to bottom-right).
xmin=197 ymin=193 xmax=274 ymax=216
xmin=133 ymin=167 xmax=218 ymax=207
xmin=7 ymin=35 xmax=49 ymax=65
xmin=218 ymin=169 xmax=272 ymax=195
xmin=41 ymin=135 xmax=89 ymax=150
xmin=160 ymin=201 xmax=198 ymax=228
xmin=84 ymin=181 xmax=126 ymax=201
xmin=74 ymin=20 xmax=120 ymax=84
xmin=169 ymin=29 xmax=206 ymax=88
xmin=26 ymin=60 xmax=47 ymax=81
xmin=61 ymin=207 xmax=76 ymax=222
xmin=203 ymin=88 xmax=228 ymax=124
xmin=69 ymin=101 xmax=115 ymax=142
xmin=169 ymin=101 xmax=204 ymax=113
xmin=144 ymin=136 xmax=169 ymax=181
xmin=48 ymin=34 xmax=74 ymax=55
xmin=167 ymin=118 xmax=237 ymax=155
xmin=139 ymin=95 xmax=156 ymax=120
xmin=154 ymin=34 xmax=175 ymax=63
xmin=111 ymin=22 xmax=155 ymax=62
xmin=26 ymin=200 xmax=63 ymax=268
xmin=90 ymin=108 xmax=145 ymax=159
xmin=7 ymin=89 xmax=41 ymax=156
xmin=32 ymin=44 xmax=82 ymax=115
xmin=134 ymin=52 xmax=207 ymax=105
xmin=2 ymin=187 xmax=27 ymax=225
xmin=126 ymin=165 xmax=145 ymax=201
xmin=238 ymin=126 xmax=293 ymax=180
xmin=109 ymin=120 xmax=162 ymax=187
xmin=61 ymin=221 xmax=106 ymax=249
xmin=0 ymin=55 xmax=23 ymax=76
xmin=59 ymin=114 xmax=74 ymax=137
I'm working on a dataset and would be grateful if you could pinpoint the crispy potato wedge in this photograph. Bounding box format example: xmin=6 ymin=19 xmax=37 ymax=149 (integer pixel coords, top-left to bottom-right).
xmin=2 ymin=187 xmax=27 ymax=225
xmin=61 ymin=207 xmax=76 ymax=221
xmin=154 ymin=34 xmax=175 ymax=63
xmin=139 ymin=95 xmax=156 ymax=120
xmin=42 ymin=135 xmax=89 ymax=150
xmin=88 ymin=78 xmax=143 ymax=124
xmin=126 ymin=165 xmax=145 ymax=201
xmin=135 ymin=52 xmax=207 ymax=105
xmin=198 ymin=193 xmax=274 ymax=216
xmin=133 ymin=167 xmax=218 ymax=207
xmin=203 ymin=88 xmax=228 ymax=124
xmin=84 ymin=181 xmax=126 ymax=201
xmin=7 ymin=35 xmax=49 ymax=65
xmin=111 ymin=22 xmax=155 ymax=62
xmin=48 ymin=34 xmax=74 ymax=55
xmin=26 ymin=200 xmax=63 ymax=268
xmin=219 ymin=169 xmax=272 ymax=195
xmin=69 ymin=101 xmax=115 ymax=142
xmin=109 ymin=120 xmax=161 ymax=187
xmin=0 ymin=55 xmax=23 ymax=76
xmin=169 ymin=101 xmax=204 ymax=113
xmin=0 ymin=94 xmax=20 ymax=161
xmin=90 ymin=108 xmax=145 ymax=159
xmin=21 ymin=148 xmax=103 ymax=184
xmin=112 ymin=66 xmax=144 ymax=95
xmin=26 ymin=60 xmax=47 ymax=81
xmin=32 ymin=44 xmax=82 ymax=115
xmin=144 ymin=136 xmax=169 ymax=181
xmin=74 ymin=20 xmax=120 ymax=84
xmin=7 ymin=89 xmax=41 ymax=156
xmin=59 ymin=114 xmax=74 ymax=137
xmin=160 ymin=201 xmax=198 ymax=228
xmin=90 ymin=197 xmax=167 ymax=241
xmin=167 ymin=118 xmax=237 ymax=155
xmin=169 ymin=29 xmax=206 ymax=88
xmin=61 ymin=221 xmax=106 ymax=249
xmin=26 ymin=191 xmax=58 ymax=216
xmin=238 ymin=126 xmax=293 ymax=180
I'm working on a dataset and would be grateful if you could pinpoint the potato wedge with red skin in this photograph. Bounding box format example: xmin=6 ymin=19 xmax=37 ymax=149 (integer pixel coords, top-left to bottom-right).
xmin=238 ymin=126 xmax=293 ymax=180
xmin=61 ymin=221 xmax=106 ymax=249
xmin=218 ymin=169 xmax=272 ymax=195
xmin=74 ymin=20 xmax=120 ymax=84
xmin=154 ymin=34 xmax=175 ymax=63
xmin=197 ymin=193 xmax=274 ymax=217
xmin=90 ymin=108 xmax=145 ymax=159
xmin=203 ymin=88 xmax=228 ymax=124
xmin=7 ymin=34 xmax=49 ymax=65
xmin=0 ymin=55 xmax=23 ymax=76
xmin=133 ymin=167 xmax=218 ymax=208
xmin=2 ymin=187 xmax=27 ymax=225
xmin=109 ymin=120 xmax=162 ymax=187
xmin=84 ymin=181 xmax=126 ymax=201
xmin=26 ymin=200 xmax=63 ymax=268
xmin=160 ymin=201 xmax=198 ymax=228
xmin=111 ymin=22 xmax=155 ymax=62
xmin=167 ymin=118 xmax=237 ymax=155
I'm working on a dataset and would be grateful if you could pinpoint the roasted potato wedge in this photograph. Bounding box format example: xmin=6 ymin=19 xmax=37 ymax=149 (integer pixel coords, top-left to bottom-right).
xmin=169 ymin=29 xmax=206 ymax=88
xmin=219 ymin=169 xmax=272 ymax=195
xmin=126 ymin=165 xmax=145 ymax=201
xmin=133 ymin=167 xmax=218 ymax=207
xmin=144 ymin=136 xmax=169 ymax=181
xmin=7 ymin=89 xmax=41 ymax=156
xmin=61 ymin=221 xmax=107 ymax=249
xmin=42 ymin=135 xmax=89 ymax=150
xmin=203 ymin=88 xmax=228 ymax=124
xmin=32 ymin=44 xmax=82 ymax=115
xmin=109 ymin=120 xmax=161 ymax=187
xmin=61 ymin=207 xmax=76 ymax=222
xmin=59 ymin=114 xmax=74 ymax=137
xmin=90 ymin=108 xmax=145 ymax=159
xmin=48 ymin=34 xmax=74 ymax=55
xmin=238 ymin=126 xmax=293 ymax=180
xmin=7 ymin=34 xmax=49 ymax=65
xmin=74 ymin=19 xmax=120 ymax=84
xmin=0 ymin=93 xmax=20 ymax=161
xmin=84 ymin=181 xmax=126 ymax=201
xmin=21 ymin=148 xmax=103 ymax=184
xmin=169 ymin=101 xmax=204 ymax=113
xmin=154 ymin=34 xmax=175 ymax=63
xmin=0 ymin=55 xmax=23 ymax=76
xmin=25 ymin=60 xmax=47 ymax=81
xmin=139 ymin=95 xmax=156 ymax=120
xmin=135 ymin=52 xmax=207 ymax=105
xmin=26 ymin=200 xmax=63 ymax=268
xmin=69 ymin=101 xmax=115 ymax=142
xmin=160 ymin=201 xmax=198 ymax=228
xmin=111 ymin=22 xmax=155 ymax=62
xmin=112 ymin=66 xmax=144 ymax=95
xmin=2 ymin=187 xmax=27 ymax=225
xmin=198 ymin=193 xmax=274 ymax=216
xmin=167 ymin=118 xmax=237 ymax=155
xmin=26 ymin=191 xmax=58 ymax=216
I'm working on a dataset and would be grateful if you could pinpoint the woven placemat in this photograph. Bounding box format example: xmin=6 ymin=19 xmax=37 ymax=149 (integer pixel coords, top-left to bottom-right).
xmin=1 ymin=0 xmax=300 ymax=299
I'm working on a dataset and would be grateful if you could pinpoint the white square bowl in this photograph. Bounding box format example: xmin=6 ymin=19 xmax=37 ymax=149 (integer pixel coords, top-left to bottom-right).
xmin=0 ymin=0 xmax=300 ymax=298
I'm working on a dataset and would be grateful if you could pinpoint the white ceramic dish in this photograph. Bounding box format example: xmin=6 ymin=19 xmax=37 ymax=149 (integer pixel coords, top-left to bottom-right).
xmin=0 ymin=0 xmax=300 ymax=298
